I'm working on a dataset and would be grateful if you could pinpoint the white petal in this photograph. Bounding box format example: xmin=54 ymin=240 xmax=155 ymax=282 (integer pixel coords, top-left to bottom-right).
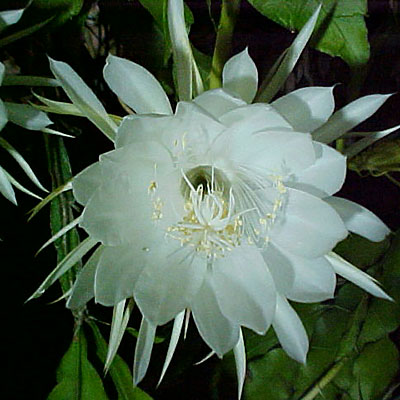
xmin=326 ymin=252 xmax=392 ymax=301
xmin=313 ymin=94 xmax=393 ymax=144
xmin=284 ymin=251 xmax=336 ymax=303
xmin=215 ymin=130 xmax=315 ymax=176
xmin=270 ymin=188 xmax=347 ymax=258
xmin=219 ymin=103 xmax=292 ymax=132
xmin=0 ymin=98 xmax=8 ymax=131
xmin=133 ymin=317 xmax=156 ymax=385
xmin=191 ymin=271 xmax=240 ymax=357
xmin=49 ymin=57 xmax=117 ymax=140
xmin=5 ymin=102 xmax=52 ymax=130
xmin=193 ymin=88 xmax=246 ymax=119
xmin=256 ymin=5 xmax=321 ymax=103
xmin=104 ymin=54 xmax=172 ymax=115
xmin=0 ymin=8 xmax=24 ymax=33
xmin=324 ymin=197 xmax=390 ymax=242
xmin=272 ymin=86 xmax=335 ymax=132
xmin=0 ymin=164 xmax=16 ymax=204
xmin=135 ymin=245 xmax=206 ymax=325
xmin=212 ymin=246 xmax=276 ymax=334
xmin=158 ymin=310 xmax=185 ymax=386
xmin=80 ymin=142 xmax=179 ymax=246
xmin=288 ymin=142 xmax=346 ymax=197
xmin=262 ymin=243 xmax=295 ymax=294
xmin=72 ymin=162 xmax=103 ymax=205
xmin=67 ymin=245 xmax=103 ymax=309
xmin=94 ymin=244 xmax=148 ymax=306
xmin=272 ymin=294 xmax=309 ymax=364
xmin=233 ymin=329 xmax=246 ymax=400
xmin=222 ymin=48 xmax=258 ymax=103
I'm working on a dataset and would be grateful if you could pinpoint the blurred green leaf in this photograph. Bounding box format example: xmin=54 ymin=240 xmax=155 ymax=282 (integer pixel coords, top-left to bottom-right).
xmin=88 ymin=321 xmax=153 ymax=400
xmin=352 ymin=338 xmax=399 ymax=400
xmin=48 ymin=328 xmax=108 ymax=400
xmin=245 ymin=349 xmax=299 ymax=400
xmin=358 ymin=230 xmax=400 ymax=345
xmin=247 ymin=0 xmax=370 ymax=67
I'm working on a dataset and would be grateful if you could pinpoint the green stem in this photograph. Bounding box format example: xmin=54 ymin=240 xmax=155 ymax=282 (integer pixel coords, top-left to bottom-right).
xmin=44 ymin=135 xmax=81 ymax=294
xmin=209 ymin=0 xmax=241 ymax=89
xmin=300 ymin=358 xmax=347 ymax=400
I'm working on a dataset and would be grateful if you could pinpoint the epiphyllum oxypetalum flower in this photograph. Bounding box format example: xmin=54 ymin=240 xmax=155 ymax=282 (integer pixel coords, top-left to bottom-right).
xmin=65 ymin=46 xmax=392 ymax=394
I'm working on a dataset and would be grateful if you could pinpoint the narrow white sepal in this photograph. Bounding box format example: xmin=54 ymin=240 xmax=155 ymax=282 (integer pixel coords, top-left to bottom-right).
xmin=133 ymin=317 xmax=157 ymax=385
xmin=326 ymin=252 xmax=393 ymax=301
xmin=0 ymin=8 xmax=24 ymax=33
xmin=0 ymin=98 xmax=8 ymax=131
xmin=168 ymin=0 xmax=194 ymax=101
xmin=344 ymin=124 xmax=400 ymax=158
xmin=256 ymin=4 xmax=321 ymax=103
xmin=105 ymin=299 xmax=134 ymax=373
xmin=324 ymin=196 xmax=390 ymax=242
xmin=5 ymin=102 xmax=52 ymax=131
xmin=272 ymin=294 xmax=309 ymax=364
xmin=194 ymin=350 xmax=215 ymax=366
xmin=312 ymin=93 xmax=393 ymax=144
xmin=49 ymin=57 xmax=117 ymax=141
xmin=157 ymin=310 xmax=185 ymax=387
xmin=223 ymin=48 xmax=258 ymax=103
xmin=233 ymin=329 xmax=246 ymax=400
xmin=0 ymin=164 xmax=16 ymax=204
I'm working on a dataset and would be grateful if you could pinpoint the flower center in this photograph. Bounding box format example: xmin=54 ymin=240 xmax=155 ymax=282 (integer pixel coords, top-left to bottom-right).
xmin=167 ymin=166 xmax=243 ymax=258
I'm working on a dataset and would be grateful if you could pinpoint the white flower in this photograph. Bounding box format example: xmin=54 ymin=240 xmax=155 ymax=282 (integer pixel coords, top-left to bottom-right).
xmin=66 ymin=48 xmax=392 ymax=396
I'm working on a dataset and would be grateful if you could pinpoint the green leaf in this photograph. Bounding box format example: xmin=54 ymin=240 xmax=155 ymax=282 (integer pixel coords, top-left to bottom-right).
xmin=248 ymin=0 xmax=370 ymax=67
xmin=358 ymin=230 xmax=400 ymax=345
xmin=48 ymin=328 xmax=108 ymax=400
xmin=245 ymin=349 xmax=299 ymax=400
xmin=88 ymin=320 xmax=153 ymax=400
xmin=352 ymin=338 xmax=399 ymax=400
xmin=2 ymin=75 xmax=59 ymax=87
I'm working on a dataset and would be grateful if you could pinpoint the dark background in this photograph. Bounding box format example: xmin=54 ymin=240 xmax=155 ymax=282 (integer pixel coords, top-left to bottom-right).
xmin=1 ymin=1 xmax=400 ymax=398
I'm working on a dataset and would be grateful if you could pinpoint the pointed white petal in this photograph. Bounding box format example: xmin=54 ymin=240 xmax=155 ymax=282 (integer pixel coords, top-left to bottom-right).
xmin=133 ymin=317 xmax=157 ymax=385
xmin=194 ymin=88 xmax=246 ymax=118
xmin=0 ymin=8 xmax=24 ymax=33
xmin=67 ymin=245 xmax=103 ymax=309
xmin=49 ymin=57 xmax=117 ymax=140
xmin=288 ymin=142 xmax=346 ymax=197
xmin=272 ymin=294 xmax=309 ymax=364
xmin=219 ymin=103 xmax=292 ymax=132
xmin=285 ymin=252 xmax=336 ymax=303
xmin=256 ymin=5 xmax=321 ymax=103
xmin=233 ymin=329 xmax=246 ymax=400
xmin=324 ymin=197 xmax=390 ymax=242
xmin=5 ymin=102 xmax=52 ymax=130
xmin=0 ymin=98 xmax=8 ymax=131
xmin=72 ymin=162 xmax=103 ymax=206
xmin=191 ymin=271 xmax=240 ymax=357
xmin=272 ymin=86 xmax=335 ymax=132
xmin=270 ymin=188 xmax=347 ymax=258
xmin=135 ymin=245 xmax=206 ymax=325
xmin=313 ymin=94 xmax=393 ymax=143
xmin=326 ymin=252 xmax=392 ymax=301
xmin=0 ymin=164 xmax=16 ymax=204
xmin=104 ymin=54 xmax=172 ymax=115
xmin=157 ymin=310 xmax=185 ymax=386
xmin=94 ymin=244 xmax=148 ymax=306
xmin=212 ymin=246 xmax=276 ymax=334
xmin=344 ymin=124 xmax=400 ymax=158
xmin=223 ymin=48 xmax=258 ymax=103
